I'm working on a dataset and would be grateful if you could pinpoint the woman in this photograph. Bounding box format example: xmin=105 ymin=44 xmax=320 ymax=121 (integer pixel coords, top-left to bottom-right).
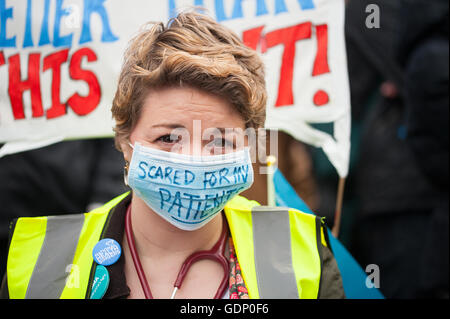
xmin=1 ymin=12 xmax=344 ymax=299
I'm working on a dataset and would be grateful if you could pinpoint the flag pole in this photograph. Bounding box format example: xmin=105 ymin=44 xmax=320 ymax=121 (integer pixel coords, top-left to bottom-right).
xmin=331 ymin=177 xmax=346 ymax=238
xmin=266 ymin=155 xmax=277 ymax=207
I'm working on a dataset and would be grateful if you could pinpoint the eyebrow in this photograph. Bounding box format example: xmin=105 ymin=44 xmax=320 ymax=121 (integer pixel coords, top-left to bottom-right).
xmin=205 ymin=128 xmax=239 ymax=133
xmin=151 ymin=123 xmax=186 ymax=129
xmin=150 ymin=125 xmax=243 ymax=135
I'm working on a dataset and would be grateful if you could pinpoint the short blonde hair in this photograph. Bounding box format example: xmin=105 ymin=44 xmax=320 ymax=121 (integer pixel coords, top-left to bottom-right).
xmin=111 ymin=12 xmax=266 ymax=151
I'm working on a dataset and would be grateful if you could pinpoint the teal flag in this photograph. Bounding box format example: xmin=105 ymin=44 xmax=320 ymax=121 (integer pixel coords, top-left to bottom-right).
xmin=273 ymin=168 xmax=384 ymax=299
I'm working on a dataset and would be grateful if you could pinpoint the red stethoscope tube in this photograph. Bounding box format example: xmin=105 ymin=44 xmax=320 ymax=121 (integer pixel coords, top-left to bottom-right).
xmin=125 ymin=204 xmax=230 ymax=299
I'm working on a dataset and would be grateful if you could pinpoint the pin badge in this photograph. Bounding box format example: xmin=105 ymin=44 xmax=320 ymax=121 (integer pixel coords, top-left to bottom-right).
xmin=90 ymin=265 xmax=110 ymax=299
xmin=92 ymin=238 xmax=121 ymax=266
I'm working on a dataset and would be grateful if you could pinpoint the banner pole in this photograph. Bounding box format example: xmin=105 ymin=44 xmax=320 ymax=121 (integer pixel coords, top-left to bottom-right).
xmin=331 ymin=177 xmax=346 ymax=238
xmin=266 ymin=155 xmax=277 ymax=207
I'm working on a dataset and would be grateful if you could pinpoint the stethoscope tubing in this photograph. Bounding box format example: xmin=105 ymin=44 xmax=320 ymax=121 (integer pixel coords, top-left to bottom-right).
xmin=125 ymin=205 xmax=154 ymax=298
xmin=124 ymin=204 xmax=230 ymax=299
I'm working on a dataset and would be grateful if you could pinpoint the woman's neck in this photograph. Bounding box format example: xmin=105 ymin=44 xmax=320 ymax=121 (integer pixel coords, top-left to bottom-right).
xmin=129 ymin=193 xmax=223 ymax=260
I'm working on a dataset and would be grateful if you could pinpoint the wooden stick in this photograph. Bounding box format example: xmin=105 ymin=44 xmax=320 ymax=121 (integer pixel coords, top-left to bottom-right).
xmin=266 ymin=155 xmax=277 ymax=207
xmin=331 ymin=177 xmax=346 ymax=238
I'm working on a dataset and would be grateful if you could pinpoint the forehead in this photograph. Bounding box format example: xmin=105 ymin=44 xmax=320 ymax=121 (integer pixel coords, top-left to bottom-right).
xmin=136 ymin=86 xmax=245 ymax=130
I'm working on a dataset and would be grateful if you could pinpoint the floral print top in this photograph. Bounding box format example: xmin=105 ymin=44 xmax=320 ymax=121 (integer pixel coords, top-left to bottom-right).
xmin=228 ymin=237 xmax=249 ymax=299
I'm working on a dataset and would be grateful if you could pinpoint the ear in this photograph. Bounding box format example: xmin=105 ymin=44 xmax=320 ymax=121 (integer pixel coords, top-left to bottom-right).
xmin=119 ymin=139 xmax=133 ymax=163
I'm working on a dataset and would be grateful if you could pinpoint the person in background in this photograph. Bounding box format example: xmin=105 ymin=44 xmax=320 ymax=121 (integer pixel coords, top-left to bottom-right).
xmin=349 ymin=0 xmax=448 ymax=298
xmin=397 ymin=0 xmax=449 ymax=298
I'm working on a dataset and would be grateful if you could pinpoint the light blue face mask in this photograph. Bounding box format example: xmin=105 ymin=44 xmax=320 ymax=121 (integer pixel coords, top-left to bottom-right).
xmin=127 ymin=142 xmax=254 ymax=231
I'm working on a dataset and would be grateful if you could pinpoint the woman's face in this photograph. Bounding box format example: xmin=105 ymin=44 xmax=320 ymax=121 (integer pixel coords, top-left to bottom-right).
xmin=122 ymin=86 xmax=247 ymax=161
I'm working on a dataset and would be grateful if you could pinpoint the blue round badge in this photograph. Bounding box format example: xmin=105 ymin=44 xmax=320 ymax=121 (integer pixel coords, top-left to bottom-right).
xmin=90 ymin=265 xmax=110 ymax=299
xmin=92 ymin=238 xmax=121 ymax=266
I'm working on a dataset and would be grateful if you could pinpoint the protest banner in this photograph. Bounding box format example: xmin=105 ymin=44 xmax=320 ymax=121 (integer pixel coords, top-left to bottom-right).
xmin=1 ymin=1 xmax=351 ymax=179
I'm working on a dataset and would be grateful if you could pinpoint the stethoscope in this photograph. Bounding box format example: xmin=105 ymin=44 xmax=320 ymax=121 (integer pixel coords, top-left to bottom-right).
xmin=124 ymin=204 xmax=230 ymax=299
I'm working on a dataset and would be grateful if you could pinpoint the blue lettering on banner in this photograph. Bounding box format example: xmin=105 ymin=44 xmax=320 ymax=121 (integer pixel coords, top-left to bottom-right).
xmin=274 ymin=0 xmax=288 ymax=14
xmin=1 ymin=0 xmax=119 ymax=49
xmin=0 ymin=0 xmax=16 ymax=47
xmin=168 ymin=0 xmax=316 ymax=22
xmin=38 ymin=0 xmax=51 ymax=46
xmin=23 ymin=0 xmax=33 ymax=48
xmin=215 ymin=0 xmax=248 ymax=22
xmin=53 ymin=0 xmax=73 ymax=47
xmin=79 ymin=0 xmax=119 ymax=44
xmin=168 ymin=0 xmax=204 ymax=19
xmin=255 ymin=0 xmax=269 ymax=16
xmin=297 ymin=0 xmax=315 ymax=10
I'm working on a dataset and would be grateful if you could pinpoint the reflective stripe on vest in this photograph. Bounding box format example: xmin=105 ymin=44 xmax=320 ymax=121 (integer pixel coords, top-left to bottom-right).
xmin=27 ymin=214 xmax=85 ymax=298
xmin=252 ymin=206 xmax=299 ymax=298
xmin=224 ymin=198 xmax=322 ymax=299
xmin=7 ymin=192 xmax=322 ymax=299
xmin=7 ymin=193 xmax=129 ymax=299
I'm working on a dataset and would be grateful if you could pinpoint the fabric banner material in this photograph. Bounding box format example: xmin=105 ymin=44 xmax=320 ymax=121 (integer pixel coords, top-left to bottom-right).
xmin=0 ymin=0 xmax=351 ymax=177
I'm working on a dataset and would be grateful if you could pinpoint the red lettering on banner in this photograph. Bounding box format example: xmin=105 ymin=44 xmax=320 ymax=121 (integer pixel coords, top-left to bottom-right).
xmin=312 ymin=24 xmax=330 ymax=76
xmin=242 ymin=22 xmax=332 ymax=108
xmin=242 ymin=26 xmax=264 ymax=50
xmin=265 ymin=22 xmax=312 ymax=107
xmin=3 ymin=47 xmax=101 ymax=120
xmin=312 ymin=24 xmax=330 ymax=106
xmin=313 ymin=89 xmax=329 ymax=106
xmin=43 ymin=49 xmax=69 ymax=119
xmin=67 ymin=48 xmax=101 ymax=116
xmin=8 ymin=53 xmax=44 ymax=119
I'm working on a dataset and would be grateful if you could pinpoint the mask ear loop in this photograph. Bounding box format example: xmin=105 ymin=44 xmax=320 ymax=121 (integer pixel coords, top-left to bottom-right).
xmin=124 ymin=142 xmax=135 ymax=186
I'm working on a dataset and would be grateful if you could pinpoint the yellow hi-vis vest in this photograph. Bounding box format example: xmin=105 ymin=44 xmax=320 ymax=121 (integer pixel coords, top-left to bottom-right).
xmin=6 ymin=192 xmax=327 ymax=299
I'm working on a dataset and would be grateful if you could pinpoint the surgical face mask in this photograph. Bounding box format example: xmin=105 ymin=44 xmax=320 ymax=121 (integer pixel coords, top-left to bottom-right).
xmin=127 ymin=142 xmax=254 ymax=231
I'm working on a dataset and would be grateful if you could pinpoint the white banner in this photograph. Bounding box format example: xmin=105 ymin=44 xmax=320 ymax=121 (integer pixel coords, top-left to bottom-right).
xmin=0 ymin=0 xmax=351 ymax=177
